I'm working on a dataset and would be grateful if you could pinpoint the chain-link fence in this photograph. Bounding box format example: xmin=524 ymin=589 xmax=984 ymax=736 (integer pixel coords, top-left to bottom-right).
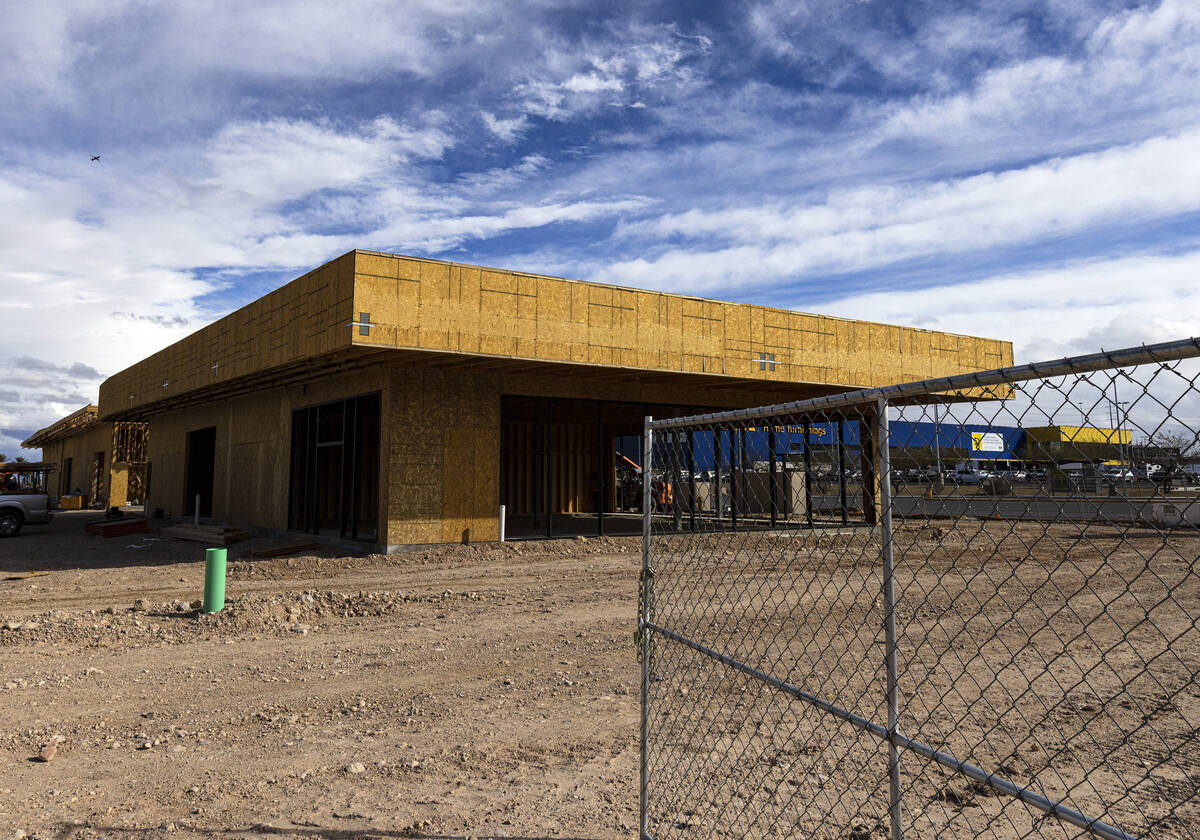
xmin=638 ymin=337 xmax=1200 ymax=840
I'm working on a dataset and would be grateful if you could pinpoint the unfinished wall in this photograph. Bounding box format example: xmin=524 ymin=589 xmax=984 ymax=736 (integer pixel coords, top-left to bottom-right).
xmin=101 ymin=249 xmax=1010 ymax=428
xmin=100 ymin=253 xmax=357 ymax=418
xmin=39 ymin=424 xmax=113 ymax=503
xmin=384 ymin=364 xmax=499 ymax=546
xmin=26 ymin=415 xmax=148 ymax=507
xmin=110 ymin=463 xmax=129 ymax=507
xmin=143 ymin=367 xmax=389 ymax=531
xmin=353 ymin=251 xmax=1013 ymax=391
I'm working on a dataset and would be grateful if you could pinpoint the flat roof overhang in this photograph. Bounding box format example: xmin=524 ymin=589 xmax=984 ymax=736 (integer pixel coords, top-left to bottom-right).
xmin=97 ymin=251 xmax=1013 ymax=421
xmin=100 ymin=344 xmax=878 ymax=423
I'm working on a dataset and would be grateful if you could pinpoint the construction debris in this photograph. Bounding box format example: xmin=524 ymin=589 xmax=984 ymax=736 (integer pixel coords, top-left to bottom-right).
xmin=160 ymin=525 xmax=250 ymax=545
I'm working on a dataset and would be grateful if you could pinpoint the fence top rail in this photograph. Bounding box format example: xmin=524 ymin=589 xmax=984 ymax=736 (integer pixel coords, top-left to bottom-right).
xmin=648 ymin=336 xmax=1200 ymax=430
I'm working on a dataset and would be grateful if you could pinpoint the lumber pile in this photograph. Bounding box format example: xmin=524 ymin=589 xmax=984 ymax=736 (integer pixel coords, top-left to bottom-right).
xmin=245 ymin=539 xmax=321 ymax=559
xmin=160 ymin=524 xmax=251 ymax=545
xmin=84 ymin=518 xmax=148 ymax=537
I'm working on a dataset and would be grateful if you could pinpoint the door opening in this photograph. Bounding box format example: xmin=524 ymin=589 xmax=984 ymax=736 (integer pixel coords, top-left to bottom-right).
xmin=288 ymin=392 xmax=380 ymax=541
xmin=500 ymin=396 xmax=695 ymax=539
xmin=184 ymin=426 xmax=217 ymax=518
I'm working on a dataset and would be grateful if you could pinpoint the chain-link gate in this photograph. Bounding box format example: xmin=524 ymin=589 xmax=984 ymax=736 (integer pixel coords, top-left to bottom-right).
xmin=638 ymin=337 xmax=1200 ymax=840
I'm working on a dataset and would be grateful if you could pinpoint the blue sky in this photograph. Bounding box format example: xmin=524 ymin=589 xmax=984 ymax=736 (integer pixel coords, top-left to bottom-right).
xmin=2 ymin=0 xmax=1200 ymax=456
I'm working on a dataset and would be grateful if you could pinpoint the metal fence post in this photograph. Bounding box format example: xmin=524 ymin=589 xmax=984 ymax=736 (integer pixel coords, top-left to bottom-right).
xmin=730 ymin=428 xmax=739 ymax=531
xmin=640 ymin=414 xmax=654 ymax=840
xmin=714 ymin=429 xmax=724 ymax=521
xmin=671 ymin=430 xmax=682 ymax=533
xmin=803 ymin=420 xmax=814 ymax=526
xmin=739 ymin=428 xmax=749 ymax=521
xmin=687 ymin=429 xmax=696 ymax=532
xmin=837 ymin=416 xmax=849 ymax=525
xmin=876 ymin=397 xmax=903 ymax=840
xmin=769 ymin=423 xmax=778 ymax=526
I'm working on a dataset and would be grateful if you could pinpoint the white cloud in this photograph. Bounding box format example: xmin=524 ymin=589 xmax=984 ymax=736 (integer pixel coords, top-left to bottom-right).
xmin=876 ymin=0 xmax=1200 ymax=152
xmin=562 ymin=72 xmax=624 ymax=95
xmin=0 ymin=0 xmax=494 ymax=89
xmin=455 ymin=154 xmax=549 ymax=194
xmin=744 ymin=0 xmax=1042 ymax=94
xmin=204 ymin=116 xmax=448 ymax=204
xmin=813 ymin=250 xmax=1200 ymax=363
xmin=373 ymin=197 xmax=653 ymax=253
xmin=0 ymin=3 xmax=79 ymax=97
xmin=597 ymin=128 xmax=1200 ymax=293
xmin=511 ymin=23 xmax=711 ymax=121
xmin=481 ymin=112 xmax=530 ymax=143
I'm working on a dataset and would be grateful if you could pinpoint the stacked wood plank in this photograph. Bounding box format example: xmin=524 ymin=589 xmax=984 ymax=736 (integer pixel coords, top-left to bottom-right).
xmin=84 ymin=518 xmax=148 ymax=537
xmin=245 ymin=539 xmax=321 ymax=559
xmin=160 ymin=524 xmax=250 ymax=544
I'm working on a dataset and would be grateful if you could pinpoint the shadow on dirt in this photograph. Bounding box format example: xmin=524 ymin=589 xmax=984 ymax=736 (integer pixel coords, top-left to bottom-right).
xmin=0 ymin=511 xmax=359 ymax=575
xmin=52 ymin=822 xmax=607 ymax=840
xmin=0 ymin=511 xmax=208 ymax=574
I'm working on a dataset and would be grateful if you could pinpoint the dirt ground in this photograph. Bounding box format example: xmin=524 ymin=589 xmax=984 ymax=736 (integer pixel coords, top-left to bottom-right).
xmin=5 ymin=512 xmax=1198 ymax=840
xmin=643 ymin=520 xmax=1200 ymax=839
xmin=0 ymin=511 xmax=643 ymax=840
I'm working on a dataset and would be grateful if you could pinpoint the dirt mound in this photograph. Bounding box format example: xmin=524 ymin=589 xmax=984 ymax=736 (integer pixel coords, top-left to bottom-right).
xmin=207 ymin=588 xmax=491 ymax=633
xmin=0 ymin=587 xmax=492 ymax=649
xmin=227 ymin=535 xmax=640 ymax=581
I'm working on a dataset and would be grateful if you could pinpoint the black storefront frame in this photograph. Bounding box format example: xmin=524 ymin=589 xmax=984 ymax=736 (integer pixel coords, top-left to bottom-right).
xmin=287 ymin=391 xmax=381 ymax=542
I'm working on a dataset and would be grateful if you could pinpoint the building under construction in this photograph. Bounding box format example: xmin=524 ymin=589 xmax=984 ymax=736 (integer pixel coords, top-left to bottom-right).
xmin=22 ymin=406 xmax=148 ymax=507
xmin=95 ymin=250 xmax=1011 ymax=549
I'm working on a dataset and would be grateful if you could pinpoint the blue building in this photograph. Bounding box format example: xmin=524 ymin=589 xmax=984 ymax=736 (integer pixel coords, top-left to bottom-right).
xmin=632 ymin=420 xmax=1026 ymax=472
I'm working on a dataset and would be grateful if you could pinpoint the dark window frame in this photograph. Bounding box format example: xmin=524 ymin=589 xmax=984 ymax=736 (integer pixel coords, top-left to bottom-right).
xmin=287 ymin=391 xmax=381 ymax=542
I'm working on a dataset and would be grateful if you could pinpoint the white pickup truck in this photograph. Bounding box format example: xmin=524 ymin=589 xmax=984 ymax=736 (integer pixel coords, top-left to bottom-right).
xmin=0 ymin=491 xmax=53 ymax=536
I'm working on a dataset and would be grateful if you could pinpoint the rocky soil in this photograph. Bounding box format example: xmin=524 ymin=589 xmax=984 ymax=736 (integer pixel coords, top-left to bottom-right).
xmin=0 ymin=512 xmax=642 ymax=839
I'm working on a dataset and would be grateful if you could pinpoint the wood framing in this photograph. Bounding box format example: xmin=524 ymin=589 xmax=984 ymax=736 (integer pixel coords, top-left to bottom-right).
xmin=22 ymin=408 xmax=148 ymax=507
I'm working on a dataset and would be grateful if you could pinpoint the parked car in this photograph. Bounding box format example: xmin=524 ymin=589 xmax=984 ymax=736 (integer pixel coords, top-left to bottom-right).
xmin=952 ymin=468 xmax=982 ymax=485
xmin=0 ymin=490 xmax=53 ymax=537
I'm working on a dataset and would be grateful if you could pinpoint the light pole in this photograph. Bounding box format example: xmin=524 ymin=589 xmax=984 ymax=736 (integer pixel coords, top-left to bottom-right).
xmin=933 ymin=403 xmax=944 ymax=488
xmin=1108 ymin=381 xmax=1130 ymax=471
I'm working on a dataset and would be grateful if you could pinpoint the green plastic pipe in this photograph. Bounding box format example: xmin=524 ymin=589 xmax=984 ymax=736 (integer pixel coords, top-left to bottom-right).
xmin=202 ymin=547 xmax=227 ymax=613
